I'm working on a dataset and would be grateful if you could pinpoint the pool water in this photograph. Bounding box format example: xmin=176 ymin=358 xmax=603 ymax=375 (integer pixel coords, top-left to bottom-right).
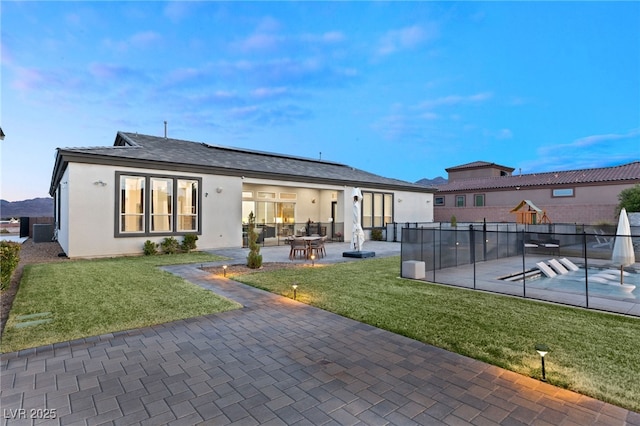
xmin=526 ymin=267 xmax=638 ymax=299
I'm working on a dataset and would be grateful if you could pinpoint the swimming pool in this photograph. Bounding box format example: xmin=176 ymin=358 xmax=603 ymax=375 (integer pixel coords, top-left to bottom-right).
xmin=525 ymin=267 xmax=638 ymax=299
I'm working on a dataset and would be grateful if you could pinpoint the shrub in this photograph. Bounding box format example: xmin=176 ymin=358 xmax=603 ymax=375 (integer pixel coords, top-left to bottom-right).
xmin=160 ymin=237 xmax=180 ymax=254
xmin=1 ymin=241 xmax=21 ymax=290
xmin=246 ymin=212 xmax=263 ymax=269
xmin=450 ymin=215 xmax=458 ymax=227
xmin=143 ymin=240 xmax=158 ymax=256
xmin=370 ymin=228 xmax=384 ymax=241
xmin=181 ymin=234 xmax=198 ymax=253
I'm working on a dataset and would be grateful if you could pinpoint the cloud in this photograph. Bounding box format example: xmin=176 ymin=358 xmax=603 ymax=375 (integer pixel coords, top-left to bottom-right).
xmin=103 ymin=30 xmax=162 ymax=52
xmin=163 ymin=1 xmax=197 ymax=22
xmin=251 ymin=86 xmax=289 ymax=99
xmin=538 ymin=128 xmax=640 ymax=155
xmin=418 ymin=92 xmax=493 ymax=109
xmin=227 ymin=104 xmax=312 ymax=126
xmin=377 ymin=24 xmax=437 ymax=56
xmin=530 ymin=128 xmax=640 ymax=171
xmin=88 ymin=63 xmax=147 ymax=82
xmin=497 ymin=128 xmax=513 ymax=139
xmin=570 ymin=129 xmax=640 ymax=148
xmin=233 ymin=27 xmax=346 ymax=53
xmin=301 ymin=31 xmax=346 ymax=44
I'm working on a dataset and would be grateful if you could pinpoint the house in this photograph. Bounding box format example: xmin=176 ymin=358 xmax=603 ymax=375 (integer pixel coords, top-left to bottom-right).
xmin=433 ymin=160 xmax=640 ymax=224
xmin=49 ymin=132 xmax=436 ymax=258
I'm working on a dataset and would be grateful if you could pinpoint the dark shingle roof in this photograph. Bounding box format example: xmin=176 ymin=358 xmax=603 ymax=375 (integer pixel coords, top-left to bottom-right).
xmin=50 ymin=132 xmax=434 ymax=194
xmin=436 ymin=161 xmax=640 ymax=192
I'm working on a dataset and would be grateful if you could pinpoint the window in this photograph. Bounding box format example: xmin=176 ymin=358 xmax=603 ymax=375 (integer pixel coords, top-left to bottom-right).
xmin=116 ymin=172 xmax=201 ymax=237
xmin=552 ymin=188 xmax=574 ymax=197
xmin=474 ymin=194 xmax=485 ymax=207
xmin=279 ymin=192 xmax=297 ymax=200
xmin=177 ymin=180 xmax=198 ymax=231
xmin=434 ymin=196 xmax=445 ymax=206
xmin=120 ymin=176 xmax=145 ymax=233
xmin=361 ymin=191 xmax=393 ymax=228
xmin=151 ymin=178 xmax=172 ymax=232
xmin=456 ymin=195 xmax=465 ymax=207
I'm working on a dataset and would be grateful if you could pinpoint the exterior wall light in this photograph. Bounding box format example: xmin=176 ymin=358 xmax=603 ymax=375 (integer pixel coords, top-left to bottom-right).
xmin=535 ymin=343 xmax=549 ymax=382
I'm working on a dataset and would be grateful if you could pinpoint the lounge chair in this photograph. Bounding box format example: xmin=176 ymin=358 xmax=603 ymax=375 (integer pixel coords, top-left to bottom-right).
xmin=536 ymin=262 xmax=557 ymax=278
xmin=593 ymin=230 xmax=613 ymax=249
xmin=559 ymin=258 xmax=580 ymax=271
xmin=548 ymin=259 xmax=569 ymax=275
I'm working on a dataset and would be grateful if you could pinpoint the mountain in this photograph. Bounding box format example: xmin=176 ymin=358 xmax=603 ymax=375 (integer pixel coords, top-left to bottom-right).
xmin=0 ymin=198 xmax=54 ymax=218
xmin=415 ymin=176 xmax=448 ymax=187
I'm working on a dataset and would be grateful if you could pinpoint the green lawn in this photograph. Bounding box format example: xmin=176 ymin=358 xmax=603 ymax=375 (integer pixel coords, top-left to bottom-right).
xmin=233 ymin=256 xmax=640 ymax=412
xmin=1 ymin=253 xmax=241 ymax=353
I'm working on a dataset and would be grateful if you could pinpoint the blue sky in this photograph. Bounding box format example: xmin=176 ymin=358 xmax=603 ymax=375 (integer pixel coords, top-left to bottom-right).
xmin=1 ymin=1 xmax=639 ymax=201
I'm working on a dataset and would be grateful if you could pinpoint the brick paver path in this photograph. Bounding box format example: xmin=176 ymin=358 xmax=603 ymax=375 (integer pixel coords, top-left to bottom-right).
xmin=2 ymin=262 xmax=639 ymax=425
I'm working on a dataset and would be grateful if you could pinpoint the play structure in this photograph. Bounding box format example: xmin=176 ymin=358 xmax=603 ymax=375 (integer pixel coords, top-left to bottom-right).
xmin=510 ymin=200 xmax=551 ymax=224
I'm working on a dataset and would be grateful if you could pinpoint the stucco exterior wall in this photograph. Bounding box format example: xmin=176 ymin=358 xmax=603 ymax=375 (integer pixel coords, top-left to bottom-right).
xmin=56 ymin=168 xmax=70 ymax=254
xmin=61 ymin=163 xmax=242 ymax=258
xmin=57 ymin=164 xmax=434 ymax=257
xmin=434 ymin=183 xmax=635 ymax=224
xmin=393 ymin=190 xmax=433 ymax=223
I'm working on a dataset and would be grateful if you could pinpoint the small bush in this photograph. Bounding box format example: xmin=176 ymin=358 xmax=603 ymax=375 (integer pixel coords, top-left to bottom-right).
xmin=181 ymin=234 xmax=198 ymax=253
xmin=371 ymin=228 xmax=384 ymax=241
xmin=1 ymin=241 xmax=21 ymax=290
xmin=160 ymin=237 xmax=180 ymax=254
xmin=246 ymin=212 xmax=263 ymax=269
xmin=450 ymin=215 xmax=457 ymax=227
xmin=143 ymin=240 xmax=158 ymax=256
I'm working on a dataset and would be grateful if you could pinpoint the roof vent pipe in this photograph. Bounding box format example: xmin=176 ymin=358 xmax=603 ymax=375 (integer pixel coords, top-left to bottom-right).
xmin=164 ymin=121 xmax=168 ymax=139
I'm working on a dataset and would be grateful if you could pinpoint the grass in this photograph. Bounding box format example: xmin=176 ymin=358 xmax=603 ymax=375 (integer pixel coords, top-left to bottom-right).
xmin=232 ymin=256 xmax=640 ymax=412
xmin=1 ymin=253 xmax=241 ymax=353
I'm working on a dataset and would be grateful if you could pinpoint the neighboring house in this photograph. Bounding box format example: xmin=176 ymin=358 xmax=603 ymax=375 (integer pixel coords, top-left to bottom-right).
xmin=50 ymin=132 xmax=436 ymax=258
xmin=432 ymin=160 xmax=640 ymax=225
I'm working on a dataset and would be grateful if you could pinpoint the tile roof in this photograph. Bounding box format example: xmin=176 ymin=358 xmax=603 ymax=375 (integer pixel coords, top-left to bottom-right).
xmin=435 ymin=161 xmax=640 ymax=192
xmin=51 ymin=132 xmax=434 ymax=194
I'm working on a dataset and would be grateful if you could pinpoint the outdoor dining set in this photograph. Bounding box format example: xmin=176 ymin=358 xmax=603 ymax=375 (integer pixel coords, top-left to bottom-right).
xmin=288 ymin=235 xmax=327 ymax=260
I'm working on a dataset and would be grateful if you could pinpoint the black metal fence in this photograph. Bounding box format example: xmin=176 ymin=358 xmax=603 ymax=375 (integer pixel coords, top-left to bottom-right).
xmin=400 ymin=225 xmax=639 ymax=316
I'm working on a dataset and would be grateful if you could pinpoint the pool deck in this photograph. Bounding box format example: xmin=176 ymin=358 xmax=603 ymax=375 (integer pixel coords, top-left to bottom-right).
xmin=422 ymin=255 xmax=640 ymax=317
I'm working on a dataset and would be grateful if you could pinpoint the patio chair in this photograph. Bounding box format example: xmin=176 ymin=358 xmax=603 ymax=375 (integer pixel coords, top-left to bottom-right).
xmin=289 ymin=238 xmax=308 ymax=260
xmin=309 ymin=237 xmax=326 ymax=258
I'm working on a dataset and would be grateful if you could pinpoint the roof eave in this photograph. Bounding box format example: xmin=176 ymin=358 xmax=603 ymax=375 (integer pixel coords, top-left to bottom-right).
xmin=53 ymin=151 xmax=436 ymax=193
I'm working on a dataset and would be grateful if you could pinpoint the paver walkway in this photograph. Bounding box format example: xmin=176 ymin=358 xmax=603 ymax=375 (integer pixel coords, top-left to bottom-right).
xmin=2 ymin=243 xmax=639 ymax=425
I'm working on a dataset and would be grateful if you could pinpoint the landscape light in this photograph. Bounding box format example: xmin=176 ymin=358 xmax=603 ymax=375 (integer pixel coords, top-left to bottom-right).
xmin=535 ymin=344 xmax=549 ymax=382
xmin=310 ymin=253 xmax=316 ymax=266
xmin=292 ymin=284 xmax=298 ymax=300
xmin=223 ymin=265 xmax=227 ymax=277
